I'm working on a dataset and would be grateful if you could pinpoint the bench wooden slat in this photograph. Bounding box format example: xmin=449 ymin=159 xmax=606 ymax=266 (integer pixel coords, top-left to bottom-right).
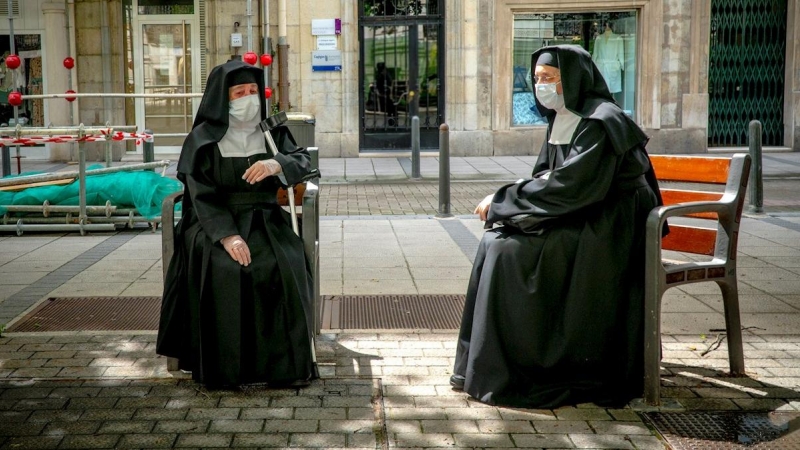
xmin=277 ymin=184 xmax=306 ymax=207
xmin=650 ymin=155 xmax=731 ymax=184
xmin=660 ymin=189 xmax=723 ymax=220
xmin=662 ymin=224 xmax=717 ymax=256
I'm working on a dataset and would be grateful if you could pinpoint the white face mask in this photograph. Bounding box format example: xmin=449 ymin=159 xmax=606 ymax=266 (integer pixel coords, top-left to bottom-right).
xmin=229 ymin=94 xmax=261 ymax=122
xmin=535 ymin=82 xmax=565 ymax=110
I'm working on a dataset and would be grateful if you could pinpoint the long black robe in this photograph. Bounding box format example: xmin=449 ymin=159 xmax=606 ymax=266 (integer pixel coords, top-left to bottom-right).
xmin=157 ymin=60 xmax=316 ymax=387
xmin=453 ymin=45 xmax=664 ymax=408
xmin=157 ymin=133 xmax=316 ymax=387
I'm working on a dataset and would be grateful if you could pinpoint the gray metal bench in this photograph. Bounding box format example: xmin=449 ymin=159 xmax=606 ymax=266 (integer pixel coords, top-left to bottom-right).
xmin=161 ymin=148 xmax=321 ymax=372
xmin=644 ymin=153 xmax=752 ymax=405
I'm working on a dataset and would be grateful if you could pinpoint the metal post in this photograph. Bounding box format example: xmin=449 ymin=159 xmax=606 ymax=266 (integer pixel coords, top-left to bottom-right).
xmin=78 ymin=137 xmax=87 ymax=235
xmin=143 ymin=129 xmax=155 ymax=168
xmin=748 ymin=120 xmax=763 ymax=213
xmin=411 ymin=116 xmax=421 ymax=179
xmin=437 ymin=123 xmax=451 ymax=217
xmin=2 ymin=0 xmax=18 ymax=177
xmin=104 ymin=139 xmax=113 ymax=167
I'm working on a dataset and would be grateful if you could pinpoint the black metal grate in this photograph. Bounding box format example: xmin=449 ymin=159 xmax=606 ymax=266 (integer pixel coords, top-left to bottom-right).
xmin=321 ymin=294 xmax=464 ymax=330
xmin=7 ymin=297 xmax=161 ymax=332
xmin=643 ymin=411 xmax=800 ymax=449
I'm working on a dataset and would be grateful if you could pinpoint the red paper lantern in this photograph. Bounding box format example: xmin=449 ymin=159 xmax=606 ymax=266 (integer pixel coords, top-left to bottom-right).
xmin=65 ymin=90 xmax=77 ymax=102
xmin=243 ymin=51 xmax=258 ymax=65
xmin=63 ymin=57 xmax=75 ymax=69
xmin=7 ymin=91 xmax=22 ymax=106
xmin=5 ymin=54 xmax=20 ymax=70
xmin=260 ymin=53 xmax=273 ymax=66
xmin=264 ymin=87 xmax=273 ymax=99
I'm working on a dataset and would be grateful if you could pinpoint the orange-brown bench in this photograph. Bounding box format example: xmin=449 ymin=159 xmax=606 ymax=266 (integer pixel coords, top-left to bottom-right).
xmin=644 ymin=153 xmax=752 ymax=405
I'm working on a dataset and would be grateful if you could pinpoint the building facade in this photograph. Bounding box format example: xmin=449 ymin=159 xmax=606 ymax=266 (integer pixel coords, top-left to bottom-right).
xmin=1 ymin=0 xmax=798 ymax=160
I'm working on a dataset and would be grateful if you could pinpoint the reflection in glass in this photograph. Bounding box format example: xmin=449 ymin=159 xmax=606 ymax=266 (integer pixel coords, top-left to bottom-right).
xmin=141 ymin=23 xmax=192 ymax=146
xmin=511 ymin=11 xmax=637 ymax=127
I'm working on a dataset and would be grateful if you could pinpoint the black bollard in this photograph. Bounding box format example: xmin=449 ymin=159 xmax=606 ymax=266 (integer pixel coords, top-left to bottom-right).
xmin=411 ymin=116 xmax=421 ymax=180
xmin=748 ymin=120 xmax=763 ymax=213
xmin=437 ymin=123 xmax=451 ymax=217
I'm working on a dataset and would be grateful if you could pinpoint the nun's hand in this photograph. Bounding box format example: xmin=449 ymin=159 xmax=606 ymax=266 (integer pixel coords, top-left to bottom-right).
xmin=243 ymin=159 xmax=282 ymax=184
xmin=474 ymin=194 xmax=494 ymax=222
xmin=220 ymin=234 xmax=251 ymax=266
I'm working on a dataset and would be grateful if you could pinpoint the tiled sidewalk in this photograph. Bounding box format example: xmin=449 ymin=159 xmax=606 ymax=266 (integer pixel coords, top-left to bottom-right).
xmin=2 ymin=331 xmax=800 ymax=449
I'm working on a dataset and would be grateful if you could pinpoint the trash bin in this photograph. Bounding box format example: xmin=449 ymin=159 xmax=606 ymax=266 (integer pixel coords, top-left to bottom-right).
xmin=285 ymin=112 xmax=315 ymax=149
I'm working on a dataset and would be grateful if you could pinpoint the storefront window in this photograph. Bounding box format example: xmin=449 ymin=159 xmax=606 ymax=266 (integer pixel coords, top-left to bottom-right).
xmin=0 ymin=35 xmax=42 ymax=127
xmin=512 ymin=12 xmax=637 ymax=127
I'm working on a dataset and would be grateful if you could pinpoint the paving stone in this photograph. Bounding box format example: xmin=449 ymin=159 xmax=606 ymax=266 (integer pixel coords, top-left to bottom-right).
xmin=289 ymin=432 xmax=347 ymax=447
xmin=238 ymin=407 xmax=293 ymax=419
xmin=443 ymin=407 xmax=501 ymax=420
xmin=114 ymin=396 xmax=169 ymax=409
xmin=41 ymin=420 xmax=102 ymax=435
xmin=319 ymin=419 xmax=378 ymax=433
xmin=97 ymin=420 xmax=155 ymax=434
xmin=0 ymin=421 xmax=45 ymax=436
xmin=0 ymin=387 xmax=52 ymax=399
xmin=133 ymin=408 xmax=188 ymax=420
xmin=554 ymin=407 xmax=613 ymax=421
xmin=28 ymin=409 xmax=83 ymax=422
xmin=165 ymin=397 xmax=221 ymax=409
xmin=476 ymin=419 xmax=535 ymax=433
xmin=79 ymin=408 xmax=136 ymax=421
xmin=217 ymin=397 xmax=272 ymax=408
xmin=56 ymin=367 xmax=108 ymax=378
xmin=0 ymin=436 xmax=62 ymax=449
xmin=116 ymin=433 xmax=177 ymax=448
xmin=262 ymin=419 xmax=319 ymax=432
xmin=152 ymin=420 xmax=209 ymax=433
xmin=186 ymin=407 xmax=240 ymax=420
xmin=11 ymin=398 xmax=69 ymax=410
xmin=628 ymin=435 xmax=670 ymax=450
xmin=208 ymin=419 xmax=264 ymax=433
xmin=9 ymin=368 xmax=61 ymax=378
xmin=533 ymin=420 xmax=593 ymax=434
xmin=589 ymin=421 xmax=651 ymax=435
xmin=0 ymin=359 xmax=47 ymax=369
xmin=47 ymin=387 xmax=101 ymax=398
xmin=295 ymin=407 xmax=347 ymax=419
xmin=269 ymin=396 xmax=322 ymax=407
xmin=97 ymin=386 xmax=153 ymax=397
xmin=0 ymin=410 xmax=30 ymax=422
xmin=58 ymin=434 xmax=121 ymax=449
xmin=392 ymin=432 xmax=456 ymax=447
xmin=174 ymin=433 xmax=232 ymax=448
xmin=66 ymin=396 xmax=118 ymax=409
xmin=569 ymin=433 xmax=636 ymax=449
xmin=348 ymin=433 xmax=379 ymax=448
xmin=230 ymin=432 xmax=289 ymax=447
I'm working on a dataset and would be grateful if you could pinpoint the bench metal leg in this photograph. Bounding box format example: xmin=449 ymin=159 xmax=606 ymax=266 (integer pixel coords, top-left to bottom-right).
xmin=643 ymin=282 xmax=663 ymax=406
xmin=718 ymin=278 xmax=745 ymax=375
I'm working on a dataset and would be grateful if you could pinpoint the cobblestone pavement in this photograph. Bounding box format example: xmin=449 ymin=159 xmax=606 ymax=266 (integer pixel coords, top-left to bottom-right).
xmin=318 ymin=180 xmax=800 ymax=217
xmin=2 ymin=331 xmax=800 ymax=449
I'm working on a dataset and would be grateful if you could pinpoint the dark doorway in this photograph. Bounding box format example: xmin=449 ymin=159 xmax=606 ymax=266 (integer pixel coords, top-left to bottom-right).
xmin=359 ymin=0 xmax=445 ymax=151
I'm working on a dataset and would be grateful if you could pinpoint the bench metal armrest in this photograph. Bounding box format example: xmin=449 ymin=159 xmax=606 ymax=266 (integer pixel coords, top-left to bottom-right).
xmin=161 ymin=191 xmax=183 ymax=280
xmin=301 ymin=181 xmax=321 ymax=335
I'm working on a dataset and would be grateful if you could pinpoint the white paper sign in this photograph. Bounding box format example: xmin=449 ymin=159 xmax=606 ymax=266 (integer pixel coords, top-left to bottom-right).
xmin=311 ymin=19 xmax=341 ymax=36
xmin=316 ymin=35 xmax=337 ymax=50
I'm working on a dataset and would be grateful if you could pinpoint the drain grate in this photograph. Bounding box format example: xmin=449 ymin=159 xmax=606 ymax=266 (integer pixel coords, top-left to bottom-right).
xmin=6 ymin=296 xmax=161 ymax=332
xmin=643 ymin=411 xmax=800 ymax=449
xmin=321 ymin=294 xmax=465 ymax=330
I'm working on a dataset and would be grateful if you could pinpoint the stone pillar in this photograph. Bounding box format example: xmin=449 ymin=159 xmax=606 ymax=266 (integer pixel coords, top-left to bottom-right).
xmin=42 ymin=2 xmax=72 ymax=161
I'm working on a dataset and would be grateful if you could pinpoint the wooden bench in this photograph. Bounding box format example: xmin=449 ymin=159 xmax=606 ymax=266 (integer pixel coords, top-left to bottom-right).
xmin=644 ymin=153 xmax=752 ymax=405
xmin=161 ymin=148 xmax=321 ymax=372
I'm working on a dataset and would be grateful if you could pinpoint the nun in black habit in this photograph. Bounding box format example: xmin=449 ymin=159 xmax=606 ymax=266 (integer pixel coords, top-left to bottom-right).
xmin=452 ymin=45 xmax=664 ymax=408
xmin=157 ymin=60 xmax=317 ymax=388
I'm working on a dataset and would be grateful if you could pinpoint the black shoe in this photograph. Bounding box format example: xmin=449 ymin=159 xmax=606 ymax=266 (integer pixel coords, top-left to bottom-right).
xmin=450 ymin=374 xmax=465 ymax=391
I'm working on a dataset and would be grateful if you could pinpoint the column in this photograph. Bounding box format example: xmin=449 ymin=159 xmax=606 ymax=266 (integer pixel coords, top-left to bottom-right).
xmin=42 ymin=2 xmax=72 ymax=160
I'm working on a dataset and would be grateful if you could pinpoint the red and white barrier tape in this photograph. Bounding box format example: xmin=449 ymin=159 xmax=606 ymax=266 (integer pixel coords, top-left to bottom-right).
xmin=0 ymin=131 xmax=152 ymax=146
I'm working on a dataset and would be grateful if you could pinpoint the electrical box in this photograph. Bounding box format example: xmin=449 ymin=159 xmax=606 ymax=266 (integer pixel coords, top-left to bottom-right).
xmin=230 ymin=33 xmax=243 ymax=48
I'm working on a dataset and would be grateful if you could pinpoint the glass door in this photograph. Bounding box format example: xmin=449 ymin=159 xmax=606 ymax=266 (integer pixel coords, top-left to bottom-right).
xmin=134 ymin=21 xmax=196 ymax=150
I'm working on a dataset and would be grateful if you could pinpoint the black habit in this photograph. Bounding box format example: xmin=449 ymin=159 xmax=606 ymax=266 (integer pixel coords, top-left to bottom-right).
xmin=453 ymin=45 xmax=664 ymax=408
xmin=157 ymin=60 xmax=317 ymax=387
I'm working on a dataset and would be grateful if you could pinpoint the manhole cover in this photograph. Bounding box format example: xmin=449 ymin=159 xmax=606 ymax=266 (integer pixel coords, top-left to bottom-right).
xmin=321 ymin=294 xmax=465 ymax=330
xmin=6 ymin=296 xmax=161 ymax=332
xmin=643 ymin=411 xmax=800 ymax=449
